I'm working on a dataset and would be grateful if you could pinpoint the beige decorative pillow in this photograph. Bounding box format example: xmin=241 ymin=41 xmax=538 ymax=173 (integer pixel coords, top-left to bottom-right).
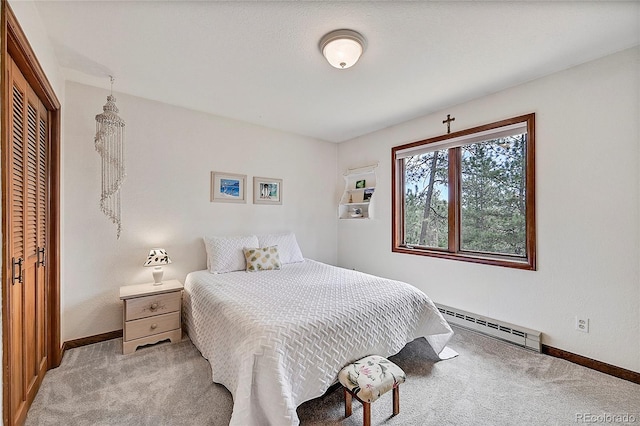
xmin=243 ymin=246 xmax=282 ymax=272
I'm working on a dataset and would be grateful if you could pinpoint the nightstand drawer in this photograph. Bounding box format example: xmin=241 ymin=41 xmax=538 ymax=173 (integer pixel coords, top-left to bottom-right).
xmin=125 ymin=291 xmax=181 ymax=321
xmin=124 ymin=311 xmax=180 ymax=341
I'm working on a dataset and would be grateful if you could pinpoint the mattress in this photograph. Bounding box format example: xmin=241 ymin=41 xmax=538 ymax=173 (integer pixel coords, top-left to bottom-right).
xmin=183 ymin=259 xmax=453 ymax=426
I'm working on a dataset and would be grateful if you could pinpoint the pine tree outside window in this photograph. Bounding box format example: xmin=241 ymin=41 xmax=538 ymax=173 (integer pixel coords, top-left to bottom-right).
xmin=392 ymin=114 xmax=536 ymax=270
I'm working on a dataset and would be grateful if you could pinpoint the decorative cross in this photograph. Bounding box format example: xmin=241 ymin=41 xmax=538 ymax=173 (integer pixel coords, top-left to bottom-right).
xmin=442 ymin=114 xmax=455 ymax=134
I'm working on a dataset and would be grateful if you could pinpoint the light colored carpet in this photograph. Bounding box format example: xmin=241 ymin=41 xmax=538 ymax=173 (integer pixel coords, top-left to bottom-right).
xmin=26 ymin=326 xmax=639 ymax=425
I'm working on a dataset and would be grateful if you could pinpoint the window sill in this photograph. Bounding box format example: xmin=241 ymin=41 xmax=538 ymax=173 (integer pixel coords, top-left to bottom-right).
xmin=392 ymin=246 xmax=535 ymax=270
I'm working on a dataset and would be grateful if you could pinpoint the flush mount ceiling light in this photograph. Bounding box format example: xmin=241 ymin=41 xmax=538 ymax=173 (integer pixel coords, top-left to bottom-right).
xmin=320 ymin=29 xmax=366 ymax=69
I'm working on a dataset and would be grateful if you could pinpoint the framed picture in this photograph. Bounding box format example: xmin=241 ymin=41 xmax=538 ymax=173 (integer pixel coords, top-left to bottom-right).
xmin=254 ymin=177 xmax=282 ymax=205
xmin=211 ymin=171 xmax=246 ymax=203
xmin=363 ymin=188 xmax=374 ymax=202
xmin=355 ymin=179 xmax=366 ymax=189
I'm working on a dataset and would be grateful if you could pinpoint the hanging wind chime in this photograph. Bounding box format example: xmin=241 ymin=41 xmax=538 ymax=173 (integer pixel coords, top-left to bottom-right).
xmin=95 ymin=76 xmax=126 ymax=238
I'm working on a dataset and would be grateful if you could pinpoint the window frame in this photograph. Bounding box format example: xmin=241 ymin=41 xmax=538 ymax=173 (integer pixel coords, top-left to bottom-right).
xmin=391 ymin=113 xmax=536 ymax=270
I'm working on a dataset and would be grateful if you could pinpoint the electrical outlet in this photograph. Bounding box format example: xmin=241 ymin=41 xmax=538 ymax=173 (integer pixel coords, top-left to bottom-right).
xmin=575 ymin=316 xmax=589 ymax=333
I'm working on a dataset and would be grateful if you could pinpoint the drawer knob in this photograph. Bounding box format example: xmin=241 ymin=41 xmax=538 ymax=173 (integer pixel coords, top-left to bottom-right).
xmin=150 ymin=303 xmax=158 ymax=310
xmin=150 ymin=323 xmax=158 ymax=330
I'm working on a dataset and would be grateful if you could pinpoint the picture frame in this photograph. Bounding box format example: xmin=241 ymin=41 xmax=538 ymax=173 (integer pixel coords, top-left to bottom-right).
xmin=363 ymin=188 xmax=374 ymax=202
xmin=254 ymin=177 xmax=282 ymax=205
xmin=355 ymin=179 xmax=366 ymax=189
xmin=211 ymin=171 xmax=247 ymax=203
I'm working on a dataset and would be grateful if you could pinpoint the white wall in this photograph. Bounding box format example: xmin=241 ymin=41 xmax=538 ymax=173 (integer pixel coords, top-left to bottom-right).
xmin=338 ymin=47 xmax=640 ymax=373
xmin=62 ymin=81 xmax=337 ymax=341
xmin=8 ymin=1 xmax=65 ymax=96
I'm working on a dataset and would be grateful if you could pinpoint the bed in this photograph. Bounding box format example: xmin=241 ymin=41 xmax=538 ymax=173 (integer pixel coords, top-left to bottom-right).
xmin=183 ymin=241 xmax=454 ymax=426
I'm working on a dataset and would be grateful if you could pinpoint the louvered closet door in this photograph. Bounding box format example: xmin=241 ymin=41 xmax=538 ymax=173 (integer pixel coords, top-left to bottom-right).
xmin=7 ymin=55 xmax=49 ymax=424
xmin=36 ymin=95 xmax=49 ymax=377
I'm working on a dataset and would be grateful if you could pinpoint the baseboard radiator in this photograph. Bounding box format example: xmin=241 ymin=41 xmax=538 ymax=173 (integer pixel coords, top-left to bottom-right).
xmin=436 ymin=303 xmax=542 ymax=352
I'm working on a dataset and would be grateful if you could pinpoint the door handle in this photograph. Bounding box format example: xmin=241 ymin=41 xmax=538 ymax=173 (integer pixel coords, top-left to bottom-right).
xmin=11 ymin=257 xmax=23 ymax=284
xmin=37 ymin=247 xmax=46 ymax=267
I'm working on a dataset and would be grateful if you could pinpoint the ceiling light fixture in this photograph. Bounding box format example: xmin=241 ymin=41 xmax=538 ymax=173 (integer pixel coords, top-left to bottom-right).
xmin=320 ymin=29 xmax=366 ymax=69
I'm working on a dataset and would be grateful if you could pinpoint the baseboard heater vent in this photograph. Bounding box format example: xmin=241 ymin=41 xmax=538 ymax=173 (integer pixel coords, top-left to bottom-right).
xmin=436 ymin=303 xmax=541 ymax=352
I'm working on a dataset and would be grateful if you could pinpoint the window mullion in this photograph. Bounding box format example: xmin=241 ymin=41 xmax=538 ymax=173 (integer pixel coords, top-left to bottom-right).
xmin=448 ymin=147 xmax=460 ymax=253
xmin=398 ymin=159 xmax=406 ymax=246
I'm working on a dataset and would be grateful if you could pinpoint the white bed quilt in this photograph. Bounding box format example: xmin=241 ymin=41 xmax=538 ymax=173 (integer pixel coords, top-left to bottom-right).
xmin=183 ymin=260 xmax=453 ymax=426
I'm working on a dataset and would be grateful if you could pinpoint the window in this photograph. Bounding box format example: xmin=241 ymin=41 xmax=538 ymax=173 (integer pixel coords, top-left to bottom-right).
xmin=392 ymin=114 xmax=536 ymax=270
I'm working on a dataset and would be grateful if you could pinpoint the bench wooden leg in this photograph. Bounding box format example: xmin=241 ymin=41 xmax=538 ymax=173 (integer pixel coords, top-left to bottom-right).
xmin=363 ymin=401 xmax=371 ymax=426
xmin=344 ymin=388 xmax=352 ymax=418
xmin=393 ymin=386 xmax=400 ymax=416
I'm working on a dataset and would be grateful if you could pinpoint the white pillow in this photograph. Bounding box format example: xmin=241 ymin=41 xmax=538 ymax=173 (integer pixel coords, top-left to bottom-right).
xmin=204 ymin=235 xmax=259 ymax=274
xmin=257 ymin=232 xmax=304 ymax=264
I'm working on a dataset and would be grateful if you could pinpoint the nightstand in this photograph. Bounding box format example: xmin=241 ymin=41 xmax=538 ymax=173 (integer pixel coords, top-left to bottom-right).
xmin=119 ymin=279 xmax=183 ymax=355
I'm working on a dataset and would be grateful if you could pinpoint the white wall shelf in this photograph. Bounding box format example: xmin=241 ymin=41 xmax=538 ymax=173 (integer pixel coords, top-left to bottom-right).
xmin=339 ymin=164 xmax=378 ymax=219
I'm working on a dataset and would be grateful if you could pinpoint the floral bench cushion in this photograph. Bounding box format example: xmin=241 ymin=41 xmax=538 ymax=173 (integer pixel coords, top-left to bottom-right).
xmin=338 ymin=355 xmax=406 ymax=403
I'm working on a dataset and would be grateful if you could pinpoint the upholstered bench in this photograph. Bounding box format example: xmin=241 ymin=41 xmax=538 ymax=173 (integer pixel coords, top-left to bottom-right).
xmin=338 ymin=355 xmax=406 ymax=426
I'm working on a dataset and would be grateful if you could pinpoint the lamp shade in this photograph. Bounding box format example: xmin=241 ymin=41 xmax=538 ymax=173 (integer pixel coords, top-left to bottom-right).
xmin=143 ymin=248 xmax=172 ymax=267
xmin=320 ymin=29 xmax=366 ymax=69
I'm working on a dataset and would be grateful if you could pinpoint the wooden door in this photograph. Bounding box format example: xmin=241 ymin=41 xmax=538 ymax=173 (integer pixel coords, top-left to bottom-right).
xmin=7 ymin=54 xmax=49 ymax=425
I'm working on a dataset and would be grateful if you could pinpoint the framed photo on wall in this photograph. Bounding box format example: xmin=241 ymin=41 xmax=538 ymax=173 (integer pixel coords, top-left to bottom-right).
xmin=211 ymin=171 xmax=247 ymax=203
xmin=254 ymin=177 xmax=282 ymax=205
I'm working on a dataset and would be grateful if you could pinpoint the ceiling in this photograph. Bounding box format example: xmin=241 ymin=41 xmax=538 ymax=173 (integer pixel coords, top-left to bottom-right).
xmin=32 ymin=1 xmax=639 ymax=143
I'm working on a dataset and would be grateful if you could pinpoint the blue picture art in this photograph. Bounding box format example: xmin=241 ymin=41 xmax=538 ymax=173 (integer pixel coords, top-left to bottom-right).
xmin=220 ymin=178 xmax=240 ymax=198
xmin=259 ymin=183 xmax=278 ymax=199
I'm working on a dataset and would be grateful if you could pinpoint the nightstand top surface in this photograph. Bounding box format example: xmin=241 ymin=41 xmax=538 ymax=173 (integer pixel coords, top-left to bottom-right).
xmin=119 ymin=279 xmax=183 ymax=300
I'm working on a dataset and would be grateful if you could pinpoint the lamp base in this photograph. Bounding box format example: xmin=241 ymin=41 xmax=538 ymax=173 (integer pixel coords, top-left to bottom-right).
xmin=152 ymin=266 xmax=164 ymax=285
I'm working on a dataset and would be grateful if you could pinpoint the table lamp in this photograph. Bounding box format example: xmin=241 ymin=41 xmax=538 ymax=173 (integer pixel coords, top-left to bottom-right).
xmin=144 ymin=248 xmax=172 ymax=285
